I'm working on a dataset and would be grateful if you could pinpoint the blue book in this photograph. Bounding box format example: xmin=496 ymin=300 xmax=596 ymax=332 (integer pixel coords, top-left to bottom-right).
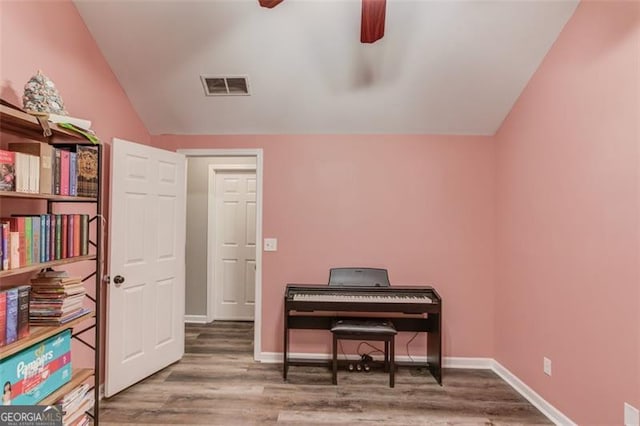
xmin=69 ymin=152 xmax=77 ymax=196
xmin=44 ymin=214 xmax=51 ymax=262
xmin=5 ymin=288 xmax=18 ymax=345
xmin=54 ymin=214 xmax=62 ymax=260
xmin=40 ymin=214 xmax=47 ymax=263
xmin=31 ymin=216 xmax=40 ymax=265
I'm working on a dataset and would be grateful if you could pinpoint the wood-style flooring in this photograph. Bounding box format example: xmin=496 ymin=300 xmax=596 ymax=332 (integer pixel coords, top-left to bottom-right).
xmin=100 ymin=322 xmax=551 ymax=425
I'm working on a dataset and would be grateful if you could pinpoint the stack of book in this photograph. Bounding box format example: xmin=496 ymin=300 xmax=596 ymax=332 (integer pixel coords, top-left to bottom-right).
xmin=59 ymin=383 xmax=93 ymax=426
xmin=29 ymin=271 xmax=90 ymax=325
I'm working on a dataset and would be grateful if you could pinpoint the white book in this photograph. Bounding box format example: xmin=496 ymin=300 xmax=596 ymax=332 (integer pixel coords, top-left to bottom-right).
xmin=14 ymin=152 xmax=29 ymax=193
xmin=29 ymin=155 xmax=40 ymax=193
xmin=63 ymin=395 xmax=94 ymax=425
xmin=47 ymin=113 xmax=92 ymax=131
xmin=62 ymin=383 xmax=89 ymax=407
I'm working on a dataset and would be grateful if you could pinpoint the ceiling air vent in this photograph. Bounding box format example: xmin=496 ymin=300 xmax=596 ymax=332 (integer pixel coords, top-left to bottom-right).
xmin=201 ymin=75 xmax=250 ymax=96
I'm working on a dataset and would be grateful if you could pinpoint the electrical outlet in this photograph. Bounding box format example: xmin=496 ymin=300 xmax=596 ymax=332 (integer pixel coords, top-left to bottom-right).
xmin=625 ymin=403 xmax=639 ymax=426
xmin=264 ymin=238 xmax=278 ymax=252
xmin=543 ymin=357 xmax=552 ymax=376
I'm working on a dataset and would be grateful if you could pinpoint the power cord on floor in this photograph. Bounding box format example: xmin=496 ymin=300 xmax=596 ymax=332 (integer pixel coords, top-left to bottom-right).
xmin=357 ymin=341 xmax=384 ymax=358
xmin=405 ymin=331 xmax=419 ymax=362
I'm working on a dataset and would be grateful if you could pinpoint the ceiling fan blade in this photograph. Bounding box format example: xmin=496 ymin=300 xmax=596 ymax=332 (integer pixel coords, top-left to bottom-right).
xmin=258 ymin=0 xmax=284 ymax=8
xmin=361 ymin=0 xmax=386 ymax=43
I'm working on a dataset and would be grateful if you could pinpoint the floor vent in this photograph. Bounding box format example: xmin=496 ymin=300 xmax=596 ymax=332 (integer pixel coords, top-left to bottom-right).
xmin=201 ymin=76 xmax=250 ymax=96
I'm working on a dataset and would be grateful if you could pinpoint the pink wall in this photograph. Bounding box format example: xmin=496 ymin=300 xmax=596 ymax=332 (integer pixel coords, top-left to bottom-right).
xmin=153 ymin=134 xmax=496 ymax=358
xmin=0 ymin=1 xmax=151 ymax=370
xmin=3 ymin=1 xmax=637 ymax=422
xmin=494 ymin=1 xmax=639 ymax=424
xmin=0 ymin=1 xmax=149 ymax=146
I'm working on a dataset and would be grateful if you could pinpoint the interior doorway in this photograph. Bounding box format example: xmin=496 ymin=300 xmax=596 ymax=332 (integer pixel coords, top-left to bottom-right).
xmin=210 ymin=167 xmax=257 ymax=321
xmin=179 ymin=149 xmax=263 ymax=361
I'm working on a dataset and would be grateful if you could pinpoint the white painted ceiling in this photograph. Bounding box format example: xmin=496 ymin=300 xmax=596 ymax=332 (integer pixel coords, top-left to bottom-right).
xmin=74 ymin=0 xmax=578 ymax=135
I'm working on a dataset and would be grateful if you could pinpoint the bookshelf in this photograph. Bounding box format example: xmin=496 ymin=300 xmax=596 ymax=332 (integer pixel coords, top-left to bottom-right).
xmin=0 ymin=255 xmax=96 ymax=278
xmin=0 ymin=104 xmax=102 ymax=424
xmin=0 ymin=191 xmax=96 ymax=202
xmin=1 ymin=310 xmax=95 ymax=358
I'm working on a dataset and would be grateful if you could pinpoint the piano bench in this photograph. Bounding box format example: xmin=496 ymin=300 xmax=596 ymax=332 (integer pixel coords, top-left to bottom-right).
xmin=330 ymin=319 xmax=397 ymax=388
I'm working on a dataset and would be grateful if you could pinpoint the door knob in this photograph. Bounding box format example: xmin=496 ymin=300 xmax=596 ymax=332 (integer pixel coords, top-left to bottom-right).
xmin=113 ymin=275 xmax=125 ymax=286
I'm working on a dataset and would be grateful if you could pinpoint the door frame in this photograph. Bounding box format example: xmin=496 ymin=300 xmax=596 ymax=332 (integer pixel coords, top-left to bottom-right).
xmin=178 ymin=148 xmax=263 ymax=361
xmin=208 ymin=164 xmax=257 ymax=321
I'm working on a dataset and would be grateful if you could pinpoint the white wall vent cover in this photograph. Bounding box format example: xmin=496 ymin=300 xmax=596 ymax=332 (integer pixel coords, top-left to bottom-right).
xmin=201 ymin=75 xmax=250 ymax=96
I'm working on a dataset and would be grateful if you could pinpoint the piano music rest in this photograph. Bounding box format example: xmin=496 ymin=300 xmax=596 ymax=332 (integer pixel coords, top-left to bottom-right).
xmin=331 ymin=319 xmax=397 ymax=387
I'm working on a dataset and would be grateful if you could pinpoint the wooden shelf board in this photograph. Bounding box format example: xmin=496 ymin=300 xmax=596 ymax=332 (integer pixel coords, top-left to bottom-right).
xmin=39 ymin=368 xmax=94 ymax=406
xmin=0 ymin=191 xmax=97 ymax=202
xmin=0 ymin=104 xmax=85 ymax=142
xmin=0 ymin=255 xmax=97 ymax=278
xmin=1 ymin=311 xmax=95 ymax=358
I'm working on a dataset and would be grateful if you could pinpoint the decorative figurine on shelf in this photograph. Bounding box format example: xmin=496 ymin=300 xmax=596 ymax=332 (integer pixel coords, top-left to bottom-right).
xmin=22 ymin=70 xmax=67 ymax=115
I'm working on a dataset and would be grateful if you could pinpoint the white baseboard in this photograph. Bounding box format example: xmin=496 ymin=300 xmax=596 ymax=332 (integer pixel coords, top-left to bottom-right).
xmin=442 ymin=357 xmax=493 ymax=369
xmin=492 ymin=360 xmax=576 ymax=426
xmin=184 ymin=315 xmax=208 ymax=324
xmin=260 ymin=352 xmax=573 ymax=425
xmin=259 ymin=352 xmax=492 ymax=368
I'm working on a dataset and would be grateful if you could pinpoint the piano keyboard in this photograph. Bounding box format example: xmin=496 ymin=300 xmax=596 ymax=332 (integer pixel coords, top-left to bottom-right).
xmin=292 ymin=293 xmax=433 ymax=304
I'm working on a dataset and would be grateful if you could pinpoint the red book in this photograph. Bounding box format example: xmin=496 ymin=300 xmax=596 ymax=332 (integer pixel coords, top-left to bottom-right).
xmin=61 ymin=214 xmax=68 ymax=258
xmin=50 ymin=214 xmax=56 ymax=261
xmin=60 ymin=149 xmax=70 ymax=196
xmin=0 ymin=291 xmax=6 ymax=346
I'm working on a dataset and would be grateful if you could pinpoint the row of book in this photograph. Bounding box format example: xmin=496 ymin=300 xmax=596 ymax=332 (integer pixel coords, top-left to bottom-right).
xmin=0 ymin=142 xmax=98 ymax=198
xmin=0 ymin=214 xmax=90 ymax=271
xmin=0 ymin=285 xmax=30 ymax=347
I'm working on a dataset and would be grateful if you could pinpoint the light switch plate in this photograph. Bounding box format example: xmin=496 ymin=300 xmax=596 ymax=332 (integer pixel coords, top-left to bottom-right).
xmin=264 ymin=238 xmax=278 ymax=252
xmin=543 ymin=357 xmax=552 ymax=376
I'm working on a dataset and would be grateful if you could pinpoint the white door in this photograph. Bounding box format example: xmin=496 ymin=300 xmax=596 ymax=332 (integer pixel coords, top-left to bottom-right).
xmin=213 ymin=170 xmax=256 ymax=320
xmin=106 ymin=138 xmax=186 ymax=397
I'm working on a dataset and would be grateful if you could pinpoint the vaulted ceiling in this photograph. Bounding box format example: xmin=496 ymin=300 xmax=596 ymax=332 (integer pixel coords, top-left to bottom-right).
xmin=74 ymin=0 xmax=578 ymax=135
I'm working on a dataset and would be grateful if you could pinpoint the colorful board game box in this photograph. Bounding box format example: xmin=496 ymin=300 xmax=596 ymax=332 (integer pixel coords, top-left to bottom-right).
xmin=0 ymin=329 xmax=71 ymax=405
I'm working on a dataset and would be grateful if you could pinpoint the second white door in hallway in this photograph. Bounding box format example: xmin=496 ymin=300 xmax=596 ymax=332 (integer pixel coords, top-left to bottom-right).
xmin=212 ymin=170 xmax=256 ymax=320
